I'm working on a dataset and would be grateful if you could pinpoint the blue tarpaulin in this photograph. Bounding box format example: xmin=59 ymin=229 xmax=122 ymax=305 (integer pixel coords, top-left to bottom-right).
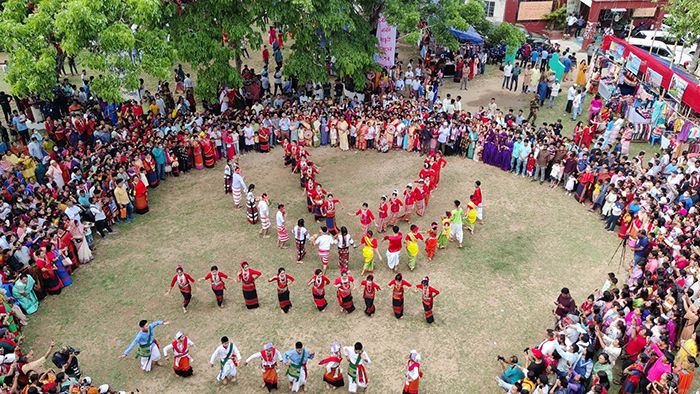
xmin=449 ymin=26 xmax=484 ymax=45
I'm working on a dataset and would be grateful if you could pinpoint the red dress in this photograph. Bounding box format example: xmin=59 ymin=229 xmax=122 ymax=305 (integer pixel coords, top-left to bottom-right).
xmin=238 ymin=269 xmax=261 ymax=309
xmin=334 ymin=276 xmax=355 ymax=313
xmin=309 ymin=275 xmax=330 ymax=311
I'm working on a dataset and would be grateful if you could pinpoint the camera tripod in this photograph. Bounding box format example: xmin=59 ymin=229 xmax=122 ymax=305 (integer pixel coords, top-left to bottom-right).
xmin=607 ymin=235 xmax=628 ymax=273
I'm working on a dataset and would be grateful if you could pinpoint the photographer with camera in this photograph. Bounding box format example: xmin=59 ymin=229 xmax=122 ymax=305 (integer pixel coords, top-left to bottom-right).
xmin=496 ymin=354 xmax=524 ymax=385
xmin=52 ymin=346 xmax=81 ymax=379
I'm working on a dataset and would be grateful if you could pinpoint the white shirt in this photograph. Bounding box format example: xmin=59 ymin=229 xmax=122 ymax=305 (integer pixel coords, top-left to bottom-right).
xmin=210 ymin=343 xmax=241 ymax=365
xmin=503 ymin=64 xmax=513 ymax=77
xmin=163 ymin=338 xmax=195 ymax=358
xmin=65 ymin=206 xmax=82 ymax=223
xmin=567 ymin=86 xmax=577 ymax=100
xmin=551 ymin=82 xmax=561 ymax=97
xmin=258 ymin=200 xmax=269 ymax=218
xmin=314 ymin=234 xmax=336 ymax=251
xmin=293 ymin=225 xmax=308 ymax=241
xmin=276 ymin=211 xmax=285 ymax=227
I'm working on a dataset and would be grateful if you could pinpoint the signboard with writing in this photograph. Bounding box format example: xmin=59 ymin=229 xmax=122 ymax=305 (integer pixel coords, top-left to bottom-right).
xmin=374 ymin=15 xmax=397 ymax=69
xmin=645 ymin=68 xmax=663 ymax=91
xmin=668 ymin=73 xmax=688 ymax=101
xmin=625 ymin=53 xmax=641 ymax=75
xmin=517 ymin=1 xmax=554 ymax=21
xmin=608 ymin=41 xmax=625 ymax=61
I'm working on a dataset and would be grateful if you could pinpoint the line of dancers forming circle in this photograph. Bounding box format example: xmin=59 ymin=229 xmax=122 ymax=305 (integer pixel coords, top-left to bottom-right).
xmin=120 ymin=319 xmax=424 ymax=393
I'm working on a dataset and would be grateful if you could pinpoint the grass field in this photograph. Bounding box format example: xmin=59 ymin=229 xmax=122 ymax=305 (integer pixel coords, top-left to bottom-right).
xmin=23 ymin=148 xmax=620 ymax=393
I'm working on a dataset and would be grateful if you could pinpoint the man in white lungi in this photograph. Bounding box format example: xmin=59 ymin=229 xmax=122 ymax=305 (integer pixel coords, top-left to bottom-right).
xmin=121 ymin=319 xmax=169 ymax=372
xmin=209 ymin=336 xmax=241 ymax=384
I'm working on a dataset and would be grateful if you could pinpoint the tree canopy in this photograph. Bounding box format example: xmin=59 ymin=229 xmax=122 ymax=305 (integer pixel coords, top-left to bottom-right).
xmin=0 ymin=0 xmax=509 ymax=103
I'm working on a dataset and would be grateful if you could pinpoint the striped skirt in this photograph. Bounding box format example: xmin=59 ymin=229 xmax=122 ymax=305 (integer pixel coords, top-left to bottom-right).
xmin=319 ymin=249 xmax=330 ymax=267
xmin=312 ymin=287 xmax=327 ymax=311
xmin=261 ymin=215 xmax=271 ymax=230
xmin=393 ymin=297 xmax=404 ymax=318
xmin=277 ymin=226 xmax=289 ymax=242
xmin=232 ymin=187 xmax=242 ymax=206
xmin=241 ymin=283 xmax=259 ymax=309
xmin=278 ymin=290 xmax=292 ymax=313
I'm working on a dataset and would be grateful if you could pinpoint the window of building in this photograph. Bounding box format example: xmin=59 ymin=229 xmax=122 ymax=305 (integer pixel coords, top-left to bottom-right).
xmin=484 ymin=0 xmax=495 ymax=17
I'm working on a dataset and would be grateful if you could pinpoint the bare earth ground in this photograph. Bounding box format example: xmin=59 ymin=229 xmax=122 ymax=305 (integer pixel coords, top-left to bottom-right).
xmin=23 ymin=143 xmax=620 ymax=393
xmin=4 ymin=39 xmax=661 ymax=392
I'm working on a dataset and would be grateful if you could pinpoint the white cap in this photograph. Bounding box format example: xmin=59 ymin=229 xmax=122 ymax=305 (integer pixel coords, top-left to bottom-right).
xmin=410 ymin=350 xmax=421 ymax=362
xmin=174 ymin=331 xmax=184 ymax=340
xmin=330 ymin=341 xmax=340 ymax=353
xmin=264 ymin=342 xmax=273 ymax=350
xmin=98 ymin=384 xmax=110 ymax=393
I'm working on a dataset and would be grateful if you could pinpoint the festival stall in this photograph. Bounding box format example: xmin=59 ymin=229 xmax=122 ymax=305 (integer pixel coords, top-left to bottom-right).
xmin=597 ymin=35 xmax=700 ymax=144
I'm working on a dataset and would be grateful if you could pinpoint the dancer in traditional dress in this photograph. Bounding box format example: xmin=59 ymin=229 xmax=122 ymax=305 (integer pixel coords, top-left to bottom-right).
xmin=231 ymin=166 xmax=247 ymax=208
xmin=401 ymin=184 xmax=414 ymax=222
xmin=294 ymin=218 xmax=309 ymax=264
xmin=276 ymin=204 xmax=290 ymax=248
xmin=200 ymin=265 xmax=229 ymax=308
xmin=120 ymin=319 xmax=170 ymax=372
xmin=245 ymin=342 xmax=283 ymax=392
xmin=352 ymin=203 xmax=375 ymax=234
xmin=360 ymin=230 xmax=380 ymax=276
xmin=388 ymin=191 xmax=403 ymax=226
xmin=237 ymin=261 xmax=262 ymax=309
xmin=308 ymin=269 xmax=331 ymax=312
xmin=163 ymin=331 xmax=194 ymax=377
xmin=166 ymin=264 xmax=196 ymax=314
xmin=413 ymin=180 xmax=425 ymax=217
xmin=312 ymin=226 xmax=336 ymax=274
xmin=415 ymin=276 xmax=440 ymax=324
xmin=343 ymin=342 xmax=371 ymax=393
xmin=402 ymin=351 xmax=423 ymax=394
xmin=360 ymin=275 xmax=381 ymax=317
xmin=334 ymin=270 xmax=355 ymax=314
xmin=321 ymin=193 xmax=341 ymax=234
xmin=405 ymin=224 xmax=424 ymax=271
xmin=437 ymin=212 xmax=451 ymax=249
xmin=336 ymin=226 xmax=356 ymax=272
xmin=450 ymin=200 xmax=464 ymax=248
xmin=465 ymin=196 xmax=478 ymax=235
xmin=388 ymin=273 xmax=412 ymax=319
xmin=268 ymin=267 xmax=295 ymax=314
xmin=318 ymin=342 xmax=344 ymax=389
xmin=258 ymin=192 xmax=271 ymax=237
xmin=473 ymin=180 xmax=484 ymax=224
xmin=224 ymin=161 xmax=233 ymax=194
xmin=425 ymin=222 xmax=439 ymax=262
xmin=283 ymin=341 xmax=315 ymax=392
xmin=209 ymin=336 xmax=241 ymax=385
xmin=377 ymin=195 xmax=389 ymax=233
xmin=383 ymin=225 xmax=403 ymax=272
xmin=247 ymin=184 xmax=259 ymax=224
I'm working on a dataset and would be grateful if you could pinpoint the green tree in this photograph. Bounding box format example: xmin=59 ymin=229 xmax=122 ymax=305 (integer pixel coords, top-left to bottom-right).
xmin=488 ymin=22 xmax=526 ymax=49
xmin=384 ymin=0 xmax=488 ymax=51
xmin=0 ymin=0 xmax=174 ymax=102
xmin=664 ymin=0 xmax=700 ymax=72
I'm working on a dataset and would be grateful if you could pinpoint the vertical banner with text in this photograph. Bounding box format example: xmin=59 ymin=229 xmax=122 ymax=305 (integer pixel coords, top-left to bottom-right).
xmin=374 ymin=15 xmax=397 ymax=69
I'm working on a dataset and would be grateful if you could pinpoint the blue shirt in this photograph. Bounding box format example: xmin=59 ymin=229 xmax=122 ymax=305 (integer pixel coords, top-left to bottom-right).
xmin=628 ymin=202 xmax=641 ymax=216
xmin=151 ymin=147 xmax=166 ymax=165
xmin=563 ymin=57 xmax=572 ymax=72
xmin=634 ymin=237 xmax=649 ymax=258
xmin=282 ymin=348 xmax=315 ymax=366
xmin=123 ymin=320 xmax=163 ymax=355
xmin=512 ymin=141 xmax=523 ymax=158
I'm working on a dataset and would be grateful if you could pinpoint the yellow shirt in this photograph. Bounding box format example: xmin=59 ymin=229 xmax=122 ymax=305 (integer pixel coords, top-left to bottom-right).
xmin=114 ymin=186 xmax=130 ymax=205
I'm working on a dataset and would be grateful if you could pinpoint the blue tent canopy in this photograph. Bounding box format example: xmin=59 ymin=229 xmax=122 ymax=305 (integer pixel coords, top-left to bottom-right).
xmin=449 ymin=26 xmax=484 ymax=45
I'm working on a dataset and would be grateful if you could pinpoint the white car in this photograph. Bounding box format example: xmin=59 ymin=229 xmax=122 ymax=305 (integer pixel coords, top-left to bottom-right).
xmin=625 ymin=37 xmax=693 ymax=66
xmin=634 ymin=30 xmax=697 ymax=54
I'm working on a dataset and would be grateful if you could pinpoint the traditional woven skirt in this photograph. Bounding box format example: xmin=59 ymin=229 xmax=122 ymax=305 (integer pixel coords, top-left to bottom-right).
xmin=278 ymin=290 xmax=292 ymax=313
